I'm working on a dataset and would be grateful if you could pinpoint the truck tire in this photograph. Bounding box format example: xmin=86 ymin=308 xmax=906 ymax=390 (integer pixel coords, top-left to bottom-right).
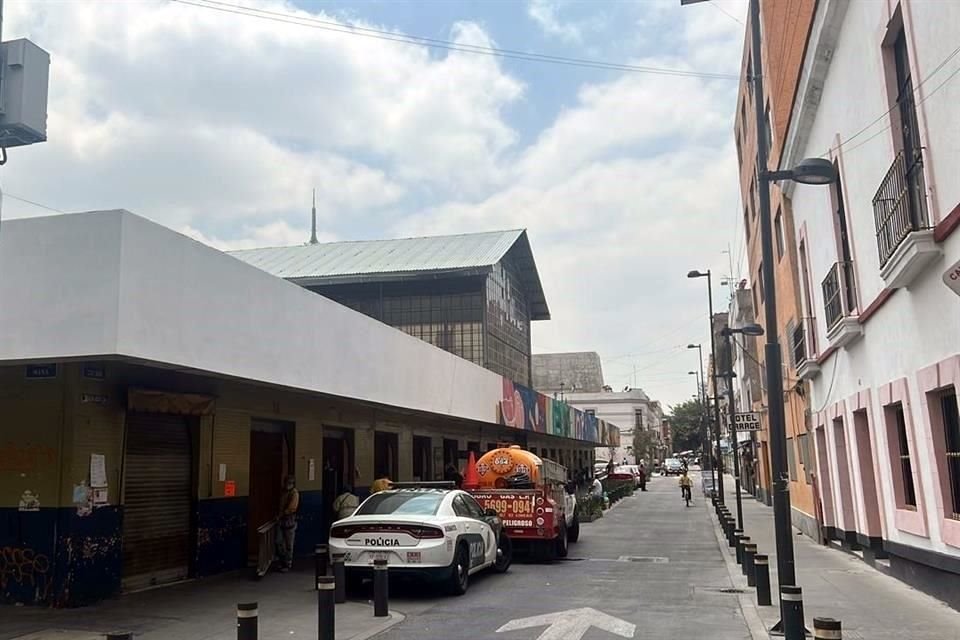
xmin=555 ymin=520 xmax=569 ymax=558
xmin=568 ymin=513 xmax=580 ymax=543
xmin=446 ymin=544 xmax=470 ymax=596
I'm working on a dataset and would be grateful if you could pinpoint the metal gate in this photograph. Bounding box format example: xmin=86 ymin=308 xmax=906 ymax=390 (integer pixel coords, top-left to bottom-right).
xmin=122 ymin=412 xmax=192 ymax=591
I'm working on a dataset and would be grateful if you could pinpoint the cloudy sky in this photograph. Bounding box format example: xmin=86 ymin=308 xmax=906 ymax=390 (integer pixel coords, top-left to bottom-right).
xmin=3 ymin=0 xmax=748 ymax=410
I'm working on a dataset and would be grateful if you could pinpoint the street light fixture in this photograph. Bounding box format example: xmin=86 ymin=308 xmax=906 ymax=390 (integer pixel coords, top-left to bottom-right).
xmin=687 ymin=270 xmax=724 ymax=503
xmin=681 ymin=1 xmax=838 ymax=636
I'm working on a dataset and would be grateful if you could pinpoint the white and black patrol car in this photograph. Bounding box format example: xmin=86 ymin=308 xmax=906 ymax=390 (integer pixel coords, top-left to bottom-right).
xmin=328 ymin=484 xmax=512 ymax=595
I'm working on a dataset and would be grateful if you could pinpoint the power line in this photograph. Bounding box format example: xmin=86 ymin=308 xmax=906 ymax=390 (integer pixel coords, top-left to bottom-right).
xmin=170 ymin=0 xmax=739 ymax=80
xmin=4 ymin=192 xmax=65 ymax=213
xmin=825 ymin=42 xmax=960 ymax=157
xmin=709 ymin=2 xmax=745 ymax=26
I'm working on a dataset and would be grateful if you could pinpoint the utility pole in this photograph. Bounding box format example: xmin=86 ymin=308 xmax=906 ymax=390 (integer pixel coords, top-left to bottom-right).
xmin=707 ymin=275 xmax=724 ymax=502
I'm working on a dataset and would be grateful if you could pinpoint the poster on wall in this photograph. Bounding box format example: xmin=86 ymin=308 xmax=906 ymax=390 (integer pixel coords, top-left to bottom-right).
xmin=90 ymin=454 xmax=107 ymax=488
xmin=224 ymin=480 xmax=237 ymax=497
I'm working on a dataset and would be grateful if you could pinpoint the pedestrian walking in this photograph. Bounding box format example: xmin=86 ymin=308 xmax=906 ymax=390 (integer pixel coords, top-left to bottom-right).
xmin=277 ymin=475 xmax=299 ymax=572
xmin=638 ymin=464 xmax=647 ymax=491
xmin=332 ymin=484 xmax=359 ymax=521
xmin=443 ymin=463 xmax=464 ymax=489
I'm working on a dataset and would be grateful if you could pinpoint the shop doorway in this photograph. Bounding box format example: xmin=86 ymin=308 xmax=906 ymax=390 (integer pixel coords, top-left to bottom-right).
xmin=322 ymin=428 xmax=354 ymax=537
xmin=413 ymin=436 xmax=432 ymax=481
xmin=443 ymin=438 xmax=459 ymax=471
xmin=374 ymin=431 xmax=399 ymax=479
xmin=122 ymin=412 xmax=196 ymax=591
xmin=247 ymin=420 xmax=293 ymax=558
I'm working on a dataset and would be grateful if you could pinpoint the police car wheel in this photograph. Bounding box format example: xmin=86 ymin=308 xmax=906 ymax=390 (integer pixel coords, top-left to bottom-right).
xmin=568 ymin=513 xmax=581 ymax=543
xmin=447 ymin=545 xmax=470 ymax=596
xmin=555 ymin=520 xmax=569 ymax=558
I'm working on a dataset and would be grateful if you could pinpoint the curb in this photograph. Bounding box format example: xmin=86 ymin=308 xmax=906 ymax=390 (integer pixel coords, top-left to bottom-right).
xmin=349 ymin=608 xmax=406 ymax=640
xmin=706 ymin=499 xmax=770 ymax=640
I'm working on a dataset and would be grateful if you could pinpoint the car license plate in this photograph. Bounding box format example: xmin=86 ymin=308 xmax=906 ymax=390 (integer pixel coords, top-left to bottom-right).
xmin=406 ymin=552 xmax=421 ymax=563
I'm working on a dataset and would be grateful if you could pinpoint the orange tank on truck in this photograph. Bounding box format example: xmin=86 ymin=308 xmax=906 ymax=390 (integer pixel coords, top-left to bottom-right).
xmin=465 ymin=445 xmax=580 ymax=560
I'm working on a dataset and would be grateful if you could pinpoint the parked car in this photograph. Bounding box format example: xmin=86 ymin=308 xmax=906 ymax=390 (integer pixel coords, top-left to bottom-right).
xmin=663 ymin=458 xmax=684 ymax=475
xmin=615 ymin=465 xmax=642 ymax=487
xmin=328 ymin=486 xmax=511 ymax=596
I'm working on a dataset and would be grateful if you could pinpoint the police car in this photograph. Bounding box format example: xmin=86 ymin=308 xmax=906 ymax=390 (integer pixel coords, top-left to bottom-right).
xmin=328 ymin=484 xmax=512 ymax=595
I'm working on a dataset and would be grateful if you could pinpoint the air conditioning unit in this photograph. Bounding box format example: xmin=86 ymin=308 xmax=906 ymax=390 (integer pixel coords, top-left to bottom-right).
xmin=0 ymin=39 xmax=50 ymax=148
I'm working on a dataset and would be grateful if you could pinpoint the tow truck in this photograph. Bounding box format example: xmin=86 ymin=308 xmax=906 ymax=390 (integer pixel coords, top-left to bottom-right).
xmin=464 ymin=445 xmax=578 ymax=560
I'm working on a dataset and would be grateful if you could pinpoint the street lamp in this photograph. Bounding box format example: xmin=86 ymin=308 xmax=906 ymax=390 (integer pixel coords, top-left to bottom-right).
xmin=719 ymin=323 xmax=764 ymax=533
xmin=682 ymin=1 xmax=838 ymax=636
xmin=687 ymin=344 xmax=712 ymax=482
xmin=687 ymin=270 xmax=724 ymax=503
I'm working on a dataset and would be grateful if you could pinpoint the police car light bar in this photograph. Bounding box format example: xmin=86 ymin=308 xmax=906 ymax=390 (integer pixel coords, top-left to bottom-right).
xmin=390 ymin=481 xmax=457 ymax=490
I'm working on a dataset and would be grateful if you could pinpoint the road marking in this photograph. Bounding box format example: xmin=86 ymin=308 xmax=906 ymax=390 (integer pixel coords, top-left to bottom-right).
xmin=496 ymin=607 xmax=635 ymax=640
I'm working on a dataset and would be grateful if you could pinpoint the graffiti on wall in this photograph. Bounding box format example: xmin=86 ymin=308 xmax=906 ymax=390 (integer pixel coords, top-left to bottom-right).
xmin=0 ymin=546 xmax=52 ymax=602
xmin=498 ymin=378 xmax=620 ymax=446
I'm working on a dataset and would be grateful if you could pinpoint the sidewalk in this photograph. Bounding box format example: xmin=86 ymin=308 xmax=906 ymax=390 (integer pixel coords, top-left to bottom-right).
xmin=713 ymin=475 xmax=960 ymax=640
xmin=0 ymin=565 xmax=403 ymax=640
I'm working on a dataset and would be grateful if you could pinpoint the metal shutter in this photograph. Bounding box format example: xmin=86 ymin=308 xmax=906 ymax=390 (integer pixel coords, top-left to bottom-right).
xmin=122 ymin=412 xmax=192 ymax=591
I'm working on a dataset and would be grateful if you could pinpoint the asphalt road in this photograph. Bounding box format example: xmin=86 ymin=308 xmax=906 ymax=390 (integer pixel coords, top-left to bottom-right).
xmin=377 ymin=471 xmax=752 ymax=640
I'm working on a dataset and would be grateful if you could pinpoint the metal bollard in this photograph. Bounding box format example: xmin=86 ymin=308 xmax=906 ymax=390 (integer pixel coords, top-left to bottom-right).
xmin=237 ymin=602 xmax=258 ymax=640
xmin=735 ymin=534 xmax=749 ymax=565
xmin=729 ymin=526 xmax=742 ymax=549
xmin=743 ymin=543 xmax=757 ymax=586
xmin=813 ymin=617 xmax=841 ymax=640
xmin=315 ymin=544 xmax=329 ymax=585
xmin=373 ymin=559 xmax=389 ymax=617
xmin=739 ymin=536 xmax=751 ymax=575
xmin=106 ymin=634 xmax=134 ymax=640
xmin=781 ymin=585 xmax=806 ymax=640
xmin=332 ymin=553 xmax=347 ymax=604
xmin=317 ymin=575 xmax=335 ymax=640
xmin=753 ymin=554 xmax=772 ymax=606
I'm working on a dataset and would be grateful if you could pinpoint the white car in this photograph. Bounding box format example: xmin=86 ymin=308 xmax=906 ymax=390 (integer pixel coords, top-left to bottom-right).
xmin=328 ymin=487 xmax=512 ymax=595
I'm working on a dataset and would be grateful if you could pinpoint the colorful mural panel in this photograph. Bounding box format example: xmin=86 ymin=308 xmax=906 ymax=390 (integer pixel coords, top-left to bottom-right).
xmin=498 ymin=377 xmax=619 ymax=446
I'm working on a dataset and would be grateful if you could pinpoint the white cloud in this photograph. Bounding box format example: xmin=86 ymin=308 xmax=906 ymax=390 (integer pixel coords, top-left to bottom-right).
xmin=1 ymin=0 xmax=745 ymax=409
xmin=527 ymin=0 xmax=583 ymax=43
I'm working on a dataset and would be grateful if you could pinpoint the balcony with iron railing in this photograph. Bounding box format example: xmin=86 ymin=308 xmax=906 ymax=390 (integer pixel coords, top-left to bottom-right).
xmin=821 ymin=261 xmax=862 ymax=349
xmin=872 ymin=148 xmax=941 ymax=287
xmin=790 ymin=316 xmax=821 ymax=380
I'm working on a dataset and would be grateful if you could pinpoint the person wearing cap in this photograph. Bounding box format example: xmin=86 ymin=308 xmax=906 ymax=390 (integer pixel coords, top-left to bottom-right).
xmin=277 ymin=475 xmax=300 ymax=572
xmin=370 ymin=476 xmax=393 ymax=494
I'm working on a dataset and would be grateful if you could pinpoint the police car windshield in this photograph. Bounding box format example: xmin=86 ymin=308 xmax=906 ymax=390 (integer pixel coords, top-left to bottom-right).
xmin=356 ymin=492 xmax=444 ymax=516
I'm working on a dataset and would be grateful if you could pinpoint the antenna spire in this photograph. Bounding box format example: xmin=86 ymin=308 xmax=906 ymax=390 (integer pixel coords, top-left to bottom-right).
xmin=309 ymin=188 xmax=318 ymax=245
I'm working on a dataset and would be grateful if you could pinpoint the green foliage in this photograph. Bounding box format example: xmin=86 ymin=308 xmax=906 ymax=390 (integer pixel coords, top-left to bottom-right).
xmin=668 ymin=398 xmax=706 ymax=453
xmin=577 ymin=495 xmax=604 ymax=521
xmin=632 ymin=429 xmax=657 ymax=463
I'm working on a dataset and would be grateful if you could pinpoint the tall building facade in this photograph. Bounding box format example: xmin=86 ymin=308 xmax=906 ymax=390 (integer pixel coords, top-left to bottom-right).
xmin=776 ymin=0 xmax=960 ymax=606
xmin=733 ymin=0 xmax=819 ymax=532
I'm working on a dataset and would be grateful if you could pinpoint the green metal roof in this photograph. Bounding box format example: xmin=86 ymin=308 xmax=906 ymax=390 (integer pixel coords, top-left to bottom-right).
xmin=229 ymin=229 xmax=550 ymax=320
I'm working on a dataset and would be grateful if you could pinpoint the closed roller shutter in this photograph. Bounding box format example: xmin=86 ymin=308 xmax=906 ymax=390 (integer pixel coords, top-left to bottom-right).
xmin=122 ymin=412 xmax=192 ymax=591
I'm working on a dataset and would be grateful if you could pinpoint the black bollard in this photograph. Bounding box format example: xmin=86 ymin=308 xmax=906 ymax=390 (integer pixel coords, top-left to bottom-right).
xmin=373 ymin=559 xmax=389 ymax=617
xmin=317 ymin=575 xmax=335 ymax=640
xmin=739 ymin=536 xmax=751 ymax=575
xmin=315 ymin=544 xmax=329 ymax=585
xmin=813 ymin=617 xmax=841 ymax=640
xmin=332 ymin=553 xmax=347 ymax=604
xmin=753 ymin=554 xmax=772 ymax=606
xmin=106 ymin=634 xmax=134 ymax=640
xmin=735 ymin=534 xmax=749 ymax=565
xmin=729 ymin=526 xmax=742 ymax=549
xmin=743 ymin=543 xmax=757 ymax=587
xmin=781 ymin=585 xmax=806 ymax=640
xmin=237 ymin=602 xmax=258 ymax=640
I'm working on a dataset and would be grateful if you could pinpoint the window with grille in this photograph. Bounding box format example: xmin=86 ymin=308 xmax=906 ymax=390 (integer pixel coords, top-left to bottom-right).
xmin=941 ymin=391 xmax=960 ymax=519
xmin=635 ymin=410 xmax=643 ymax=429
xmin=891 ymin=403 xmax=917 ymax=508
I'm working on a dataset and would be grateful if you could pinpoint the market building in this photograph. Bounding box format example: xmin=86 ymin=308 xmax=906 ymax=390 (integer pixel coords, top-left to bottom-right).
xmin=0 ymin=210 xmax=618 ymax=607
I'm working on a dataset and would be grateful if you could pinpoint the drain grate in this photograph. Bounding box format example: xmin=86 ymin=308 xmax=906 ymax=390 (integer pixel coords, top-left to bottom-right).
xmin=618 ymin=556 xmax=669 ymax=563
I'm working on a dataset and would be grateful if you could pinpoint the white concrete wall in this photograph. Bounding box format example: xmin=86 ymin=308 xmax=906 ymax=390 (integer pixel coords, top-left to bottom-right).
xmin=787 ymin=0 xmax=960 ymax=557
xmin=0 ymin=211 xmax=608 ymax=444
